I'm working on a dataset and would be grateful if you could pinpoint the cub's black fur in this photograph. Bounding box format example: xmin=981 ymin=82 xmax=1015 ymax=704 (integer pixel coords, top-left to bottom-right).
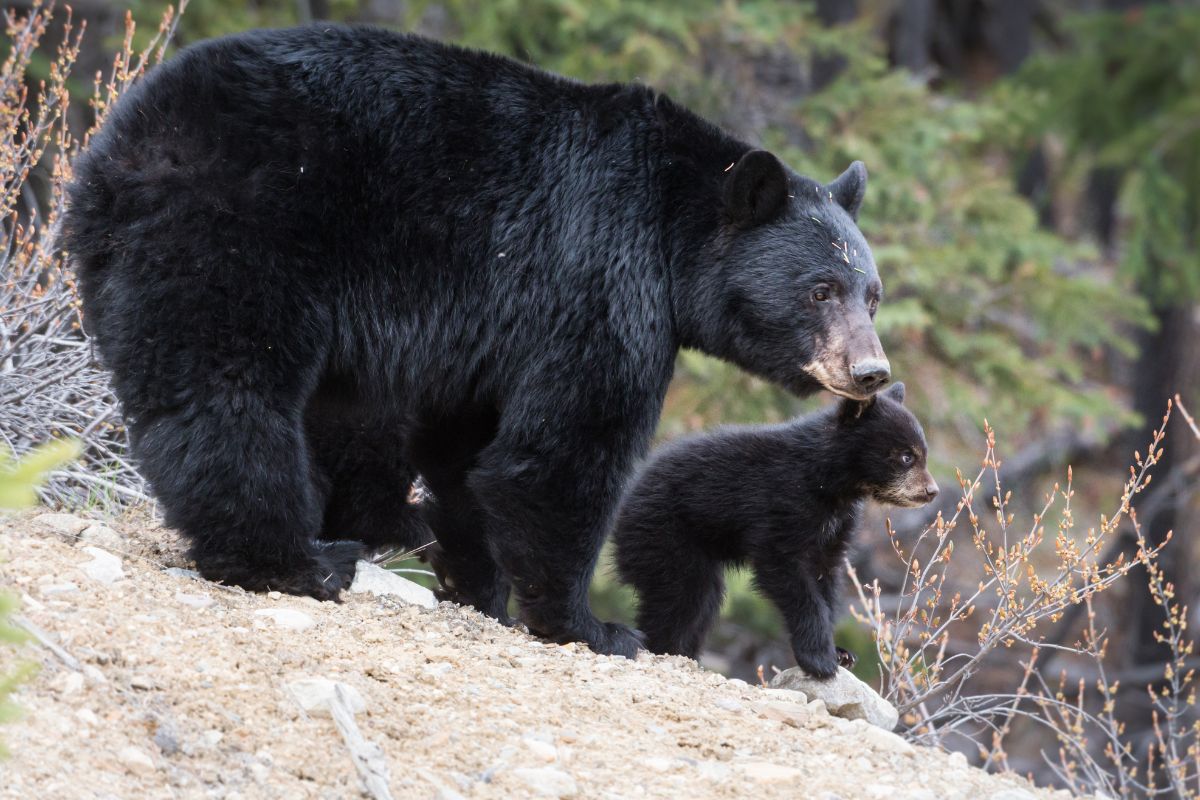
xmin=63 ymin=25 xmax=891 ymax=657
xmin=613 ymin=383 xmax=937 ymax=676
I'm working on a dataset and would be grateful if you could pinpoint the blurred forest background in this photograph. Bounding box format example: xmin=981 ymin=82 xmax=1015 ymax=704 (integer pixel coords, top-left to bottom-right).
xmin=4 ymin=0 xmax=1199 ymax=790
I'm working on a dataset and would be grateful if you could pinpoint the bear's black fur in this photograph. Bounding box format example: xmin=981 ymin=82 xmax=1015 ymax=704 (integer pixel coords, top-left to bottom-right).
xmin=612 ymin=383 xmax=937 ymax=675
xmin=63 ymin=25 xmax=891 ymax=657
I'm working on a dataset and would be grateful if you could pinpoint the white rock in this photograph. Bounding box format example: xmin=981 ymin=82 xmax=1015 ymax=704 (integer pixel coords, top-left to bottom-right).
xmin=523 ymin=737 xmax=558 ymax=762
xmin=253 ymin=608 xmax=315 ymax=631
xmin=948 ymin=751 xmax=969 ymax=769
xmin=738 ymin=761 xmax=806 ymax=783
xmin=175 ymin=591 xmax=214 ymax=609
xmin=349 ymin=561 xmax=437 ymax=608
xmin=79 ymin=523 xmax=122 ymax=550
xmin=81 ymin=546 xmax=125 ymax=585
xmin=117 ymin=745 xmax=156 ymax=775
xmin=286 ymin=678 xmax=367 ymax=718
xmin=51 ymin=671 xmax=84 ymax=696
xmin=82 ymin=665 xmax=107 ymax=685
xmin=34 ymin=513 xmax=89 ymax=537
xmin=770 ymin=667 xmax=899 ymax=730
xmin=696 ymin=761 xmax=732 ymax=781
xmin=858 ymin=723 xmax=916 ymax=757
xmin=39 ymin=582 xmax=79 ymax=596
xmin=164 ymin=567 xmax=203 ymax=581
xmin=713 ymin=697 xmax=744 ymax=713
xmin=511 ymin=767 xmax=577 ymax=797
xmin=750 ymin=700 xmax=809 ymax=728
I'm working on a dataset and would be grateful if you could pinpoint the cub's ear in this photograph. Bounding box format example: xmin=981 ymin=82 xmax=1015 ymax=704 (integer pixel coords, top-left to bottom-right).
xmin=883 ymin=381 xmax=906 ymax=404
xmin=724 ymin=150 xmax=789 ymax=228
xmin=828 ymin=161 xmax=868 ymax=220
xmin=838 ymin=396 xmax=875 ymax=425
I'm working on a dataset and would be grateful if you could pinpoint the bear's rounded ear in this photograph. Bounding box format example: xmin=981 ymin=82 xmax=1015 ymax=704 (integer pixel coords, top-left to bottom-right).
xmin=827 ymin=161 xmax=868 ymax=220
xmin=883 ymin=381 xmax=906 ymax=404
xmin=838 ymin=396 xmax=875 ymax=425
xmin=724 ymin=150 xmax=789 ymax=229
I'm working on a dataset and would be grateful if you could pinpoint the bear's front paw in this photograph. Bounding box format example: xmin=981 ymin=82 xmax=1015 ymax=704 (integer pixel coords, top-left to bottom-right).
xmin=193 ymin=540 xmax=364 ymax=602
xmin=793 ymin=647 xmax=839 ymax=679
xmin=835 ymin=646 xmax=857 ymax=670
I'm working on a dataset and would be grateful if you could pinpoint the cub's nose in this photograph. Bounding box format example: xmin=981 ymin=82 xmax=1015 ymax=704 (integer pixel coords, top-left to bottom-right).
xmin=924 ymin=480 xmax=940 ymax=501
xmin=850 ymin=359 xmax=891 ymax=393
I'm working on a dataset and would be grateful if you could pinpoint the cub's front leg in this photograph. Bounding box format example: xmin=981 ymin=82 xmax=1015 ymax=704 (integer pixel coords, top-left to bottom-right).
xmin=752 ymin=553 xmax=839 ymax=678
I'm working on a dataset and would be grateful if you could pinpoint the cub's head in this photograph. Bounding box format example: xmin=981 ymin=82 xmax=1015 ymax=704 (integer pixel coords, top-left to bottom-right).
xmin=692 ymin=150 xmax=889 ymax=401
xmin=836 ymin=382 xmax=938 ymax=508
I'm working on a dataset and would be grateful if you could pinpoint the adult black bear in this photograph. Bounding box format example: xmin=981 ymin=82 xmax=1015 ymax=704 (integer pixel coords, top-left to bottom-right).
xmin=63 ymin=25 xmax=891 ymax=657
xmin=612 ymin=383 xmax=936 ymax=675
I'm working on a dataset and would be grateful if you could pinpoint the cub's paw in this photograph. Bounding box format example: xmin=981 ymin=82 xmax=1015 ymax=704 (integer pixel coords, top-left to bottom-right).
xmin=793 ymin=647 xmax=840 ymax=680
xmin=836 ymin=646 xmax=858 ymax=670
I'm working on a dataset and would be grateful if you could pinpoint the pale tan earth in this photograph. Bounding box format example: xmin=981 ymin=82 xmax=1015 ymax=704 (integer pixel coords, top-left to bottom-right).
xmin=0 ymin=510 xmax=1076 ymax=800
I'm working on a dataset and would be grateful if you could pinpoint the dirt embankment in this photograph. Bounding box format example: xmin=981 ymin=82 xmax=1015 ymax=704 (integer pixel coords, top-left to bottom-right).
xmin=0 ymin=510 xmax=1075 ymax=799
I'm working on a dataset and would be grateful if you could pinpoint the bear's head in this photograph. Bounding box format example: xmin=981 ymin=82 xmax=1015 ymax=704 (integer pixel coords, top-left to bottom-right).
xmin=684 ymin=150 xmax=889 ymax=401
xmin=835 ymin=382 xmax=939 ymax=508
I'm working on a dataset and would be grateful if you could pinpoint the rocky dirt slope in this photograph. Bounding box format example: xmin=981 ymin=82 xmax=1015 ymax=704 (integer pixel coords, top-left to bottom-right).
xmin=0 ymin=510 xmax=1074 ymax=799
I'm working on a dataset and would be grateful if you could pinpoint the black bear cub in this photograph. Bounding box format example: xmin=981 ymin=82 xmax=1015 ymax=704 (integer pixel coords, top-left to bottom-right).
xmin=612 ymin=382 xmax=937 ymax=677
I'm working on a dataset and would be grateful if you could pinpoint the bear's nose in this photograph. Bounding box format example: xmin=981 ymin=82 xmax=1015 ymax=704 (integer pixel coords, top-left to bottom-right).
xmin=850 ymin=359 xmax=891 ymax=393
xmin=924 ymin=480 xmax=940 ymax=501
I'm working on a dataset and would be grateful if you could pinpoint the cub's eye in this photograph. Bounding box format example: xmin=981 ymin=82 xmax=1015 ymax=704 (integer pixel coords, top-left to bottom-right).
xmin=900 ymin=452 xmax=915 ymax=467
xmin=813 ymin=286 xmax=830 ymax=302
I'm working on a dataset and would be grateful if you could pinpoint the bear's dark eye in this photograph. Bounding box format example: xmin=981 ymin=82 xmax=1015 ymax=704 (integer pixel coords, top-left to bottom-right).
xmin=900 ymin=452 xmax=915 ymax=467
xmin=868 ymin=298 xmax=879 ymax=317
xmin=813 ymin=286 xmax=830 ymax=303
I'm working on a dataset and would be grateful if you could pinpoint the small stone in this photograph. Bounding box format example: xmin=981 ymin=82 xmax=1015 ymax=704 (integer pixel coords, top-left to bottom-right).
xmin=713 ymin=697 xmax=744 ymax=713
xmin=154 ymin=724 xmax=181 ymax=755
xmin=40 ymin=582 xmax=79 ymax=596
xmin=74 ymin=708 xmax=99 ymax=726
xmin=117 ymin=745 xmax=156 ymax=775
xmin=641 ymin=757 xmax=674 ymax=773
xmin=750 ymin=700 xmax=809 ymax=728
xmin=739 ymin=761 xmax=806 ymax=783
xmin=696 ymin=761 xmax=732 ymax=781
xmin=761 ymin=687 xmax=808 ymax=704
xmin=510 ymin=767 xmax=577 ymax=797
xmin=523 ymin=737 xmax=558 ymax=762
xmin=51 ymin=671 xmax=84 ymax=696
xmin=286 ymin=678 xmax=367 ymax=718
xmin=34 ymin=513 xmax=90 ymax=537
xmin=175 ymin=591 xmax=214 ymax=609
xmin=770 ymin=667 xmax=898 ymax=730
xmin=82 ymin=665 xmax=107 ymax=685
xmin=349 ymin=561 xmax=438 ymax=608
xmin=164 ymin=567 xmax=202 ymax=580
xmin=948 ymin=751 xmax=969 ymax=769
xmin=201 ymin=730 xmax=224 ymax=748
xmin=130 ymin=674 xmax=156 ymax=691
xmin=859 ymin=724 xmax=916 ymax=757
xmin=267 ymin=591 xmax=282 ymax=600
xmin=81 ymin=546 xmax=125 ymax=585
xmin=79 ymin=523 xmax=122 ymax=550
xmin=253 ymin=608 xmax=315 ymax=631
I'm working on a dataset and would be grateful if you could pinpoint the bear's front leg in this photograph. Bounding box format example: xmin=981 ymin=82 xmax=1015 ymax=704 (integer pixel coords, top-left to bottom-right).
xmin=467 ymin=434 xmax=643 ymax=658
xmin=752 ymin=554 xmax=840 ymax=678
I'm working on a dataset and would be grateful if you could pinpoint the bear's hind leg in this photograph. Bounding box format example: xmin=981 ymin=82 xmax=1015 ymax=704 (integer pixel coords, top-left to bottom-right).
xmin=306 ymin=403 xmax=432 ymax=556
xmin=135 ymin=395 xmax=361 ymax=600
xmin=410 ymin=412 xmax=512 ymax=622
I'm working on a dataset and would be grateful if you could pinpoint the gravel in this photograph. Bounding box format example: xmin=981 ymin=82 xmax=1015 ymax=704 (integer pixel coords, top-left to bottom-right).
xmin=0 ymin=509 xmax=1072 ymax=799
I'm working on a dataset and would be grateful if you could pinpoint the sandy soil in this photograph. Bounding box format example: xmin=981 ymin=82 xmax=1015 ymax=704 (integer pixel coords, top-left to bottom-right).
xmin=0 ymin=510 xmax=1077 ymax=799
